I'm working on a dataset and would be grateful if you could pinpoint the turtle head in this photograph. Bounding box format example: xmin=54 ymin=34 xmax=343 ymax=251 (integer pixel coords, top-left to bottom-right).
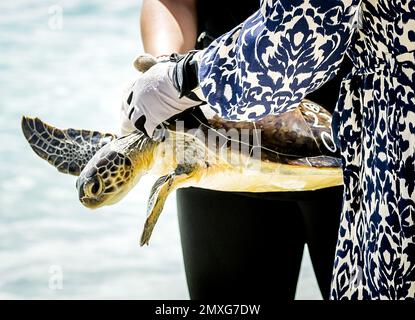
xmin=76 ymin=132 xmax=156 ymax=208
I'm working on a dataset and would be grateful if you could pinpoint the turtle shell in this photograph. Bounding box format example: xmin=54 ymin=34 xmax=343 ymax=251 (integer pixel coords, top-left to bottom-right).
xmin=166 ymin=99 xmax=340 ymax=167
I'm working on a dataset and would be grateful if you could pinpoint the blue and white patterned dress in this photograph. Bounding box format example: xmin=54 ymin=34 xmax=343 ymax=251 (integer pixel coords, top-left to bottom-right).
xmin=198 ymin=0 xmax=415 ymax=299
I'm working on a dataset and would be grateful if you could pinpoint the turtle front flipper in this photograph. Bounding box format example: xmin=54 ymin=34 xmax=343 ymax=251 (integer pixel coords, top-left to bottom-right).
xmin=21 ymin=116 xmax=117 ymax=176
xmin=140 ymin=165 xmax=196 ymax=246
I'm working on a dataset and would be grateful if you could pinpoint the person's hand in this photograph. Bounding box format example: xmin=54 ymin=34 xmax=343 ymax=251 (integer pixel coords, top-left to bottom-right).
xmin=121 ymin=52 xmax=204 ymax=138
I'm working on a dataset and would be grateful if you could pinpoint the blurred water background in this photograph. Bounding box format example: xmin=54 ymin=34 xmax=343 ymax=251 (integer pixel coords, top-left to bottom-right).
xmin=0 ymin=0 xmax=321 ymax=299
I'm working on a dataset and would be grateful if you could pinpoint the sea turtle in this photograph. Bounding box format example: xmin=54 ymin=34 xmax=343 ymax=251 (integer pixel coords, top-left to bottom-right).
xmin=21 ymin=59 xmax=343 ymax=246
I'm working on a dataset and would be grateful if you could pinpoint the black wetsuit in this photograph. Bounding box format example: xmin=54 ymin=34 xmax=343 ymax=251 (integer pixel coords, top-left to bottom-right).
xmin=176 ymin=1 xmax=351 ymax=300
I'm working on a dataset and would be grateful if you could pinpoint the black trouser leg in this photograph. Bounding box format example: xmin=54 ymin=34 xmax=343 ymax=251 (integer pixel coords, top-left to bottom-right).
xmin=297 ymin=186 xmax=343 ymax=300
xmin=177 ymin=187 xmax=305 ymax=300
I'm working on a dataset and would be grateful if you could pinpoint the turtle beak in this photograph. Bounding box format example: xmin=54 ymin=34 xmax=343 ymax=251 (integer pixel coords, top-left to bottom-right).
xmin=80 ymin=197 xmax=101 ymax=208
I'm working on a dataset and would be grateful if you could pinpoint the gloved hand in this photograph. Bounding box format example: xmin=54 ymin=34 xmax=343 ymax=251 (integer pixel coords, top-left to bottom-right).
xmin=120 ymin=51 xmax=204 ymax=138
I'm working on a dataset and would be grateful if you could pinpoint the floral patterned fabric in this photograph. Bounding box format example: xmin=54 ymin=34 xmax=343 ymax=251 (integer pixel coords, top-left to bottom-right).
xmin=331 ymin=0 xmax=415 ymax=299
xmin=198 ymin=0 xmax=415 ymax=299
xmin=199 ymin=0 xmax=360 ymax=119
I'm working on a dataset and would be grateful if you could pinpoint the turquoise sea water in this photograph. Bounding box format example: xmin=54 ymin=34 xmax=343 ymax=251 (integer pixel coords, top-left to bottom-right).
xmin=0 ymin=0 xmax=320 ymax=299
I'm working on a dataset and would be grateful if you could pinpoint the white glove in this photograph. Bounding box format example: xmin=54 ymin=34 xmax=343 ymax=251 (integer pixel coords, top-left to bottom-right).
xmin=121 ymin=53 xmax=204 ymax=138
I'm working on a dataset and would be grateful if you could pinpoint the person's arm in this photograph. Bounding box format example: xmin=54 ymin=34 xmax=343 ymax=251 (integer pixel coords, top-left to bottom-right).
xmin=198 ymin=0 xmax=361 ymax=120
xmin=119 ymin=0 xmax=199 ymax=137
xmin=128 ymin=0 xmax=361 ymax=138
xmin=140 ymin=0 xmax=197 ymax=56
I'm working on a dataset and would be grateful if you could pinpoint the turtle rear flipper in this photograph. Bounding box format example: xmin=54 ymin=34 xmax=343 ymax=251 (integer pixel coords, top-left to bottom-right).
xmin=21 ymin=116 xmax=117 ymax=176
